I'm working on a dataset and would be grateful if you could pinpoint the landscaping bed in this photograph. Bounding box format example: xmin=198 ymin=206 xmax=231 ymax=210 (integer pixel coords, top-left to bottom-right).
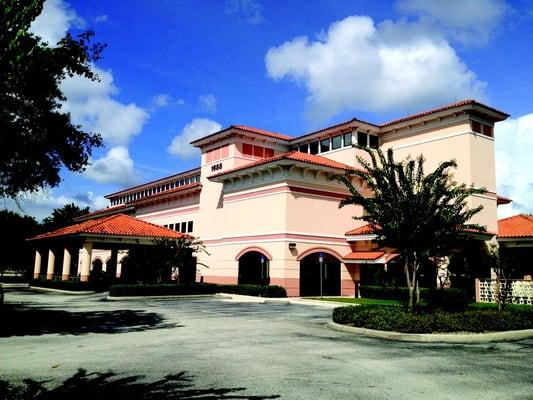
xmin=108 ymin=283 xmax=287 ymax=298
xmin=332 ymin=304 xmax=533 ymax=333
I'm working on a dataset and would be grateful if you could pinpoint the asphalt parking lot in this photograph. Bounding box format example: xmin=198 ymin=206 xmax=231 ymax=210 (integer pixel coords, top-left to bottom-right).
xmin=1 ymin=289 xmax=532 ymax=400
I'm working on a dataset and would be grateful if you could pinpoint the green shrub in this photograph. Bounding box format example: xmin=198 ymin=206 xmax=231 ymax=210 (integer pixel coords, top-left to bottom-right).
xmin=359 ymin=285 xmax=430 ymax=301
xmin=332 ymin=305 xmax=533 ymax=333
xmin=426 ymin=288 xmax=472 ymax=312
xmin=0 ymin=275 xmax=28 ymax=284
xmin=108 ymin=283 xmax=287 ymax=298
xmin=30 ymin=279 xmax=108 ymax=292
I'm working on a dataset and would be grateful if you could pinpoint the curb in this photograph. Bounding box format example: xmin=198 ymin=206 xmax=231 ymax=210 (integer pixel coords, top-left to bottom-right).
xmin=106 ymin=294 xmax=225 ymax=301
xmin=327 ymin=321 xmax=533 ymax=343
xmin=29 ymin=286 xmax=96 ymax=295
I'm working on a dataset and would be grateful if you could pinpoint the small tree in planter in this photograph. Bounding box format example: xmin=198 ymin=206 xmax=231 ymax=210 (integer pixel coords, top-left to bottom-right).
xmin=485 ymin=240 xmax=515 ymax=311
xmin=334 ymin=147 xmax=486 ymax=312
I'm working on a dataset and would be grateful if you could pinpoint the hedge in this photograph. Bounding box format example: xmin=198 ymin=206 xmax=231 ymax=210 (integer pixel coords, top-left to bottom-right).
xmin=0 ymin=275 xmax=29 ymax=284
xmin=30 ymin=279 xmax=109 ymax=292
xmin=108 ymin=283 xmax=287 ymax=298
xmin=332 ymin=305 xmax=533 ymax=333
xmin=360 ymin=285 xmax=430 ymax=301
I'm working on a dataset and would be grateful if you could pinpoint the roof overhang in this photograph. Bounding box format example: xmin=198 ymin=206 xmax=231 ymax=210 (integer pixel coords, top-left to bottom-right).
xmin=190 ymin=126 xmax=292 ymax=148
xmin=343 ymin=251 xmax=400 ymax=264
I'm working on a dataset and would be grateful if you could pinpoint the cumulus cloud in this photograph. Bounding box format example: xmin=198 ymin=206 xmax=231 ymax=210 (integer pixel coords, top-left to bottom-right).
xmin=265 ymin=15 xmax=485 ymax=121
xmin=61 ymin=67 xmax=149 ymax=146
xmin=150 ymin=93 xmax=173 ymax=110
xmin=168 ymin=118 xmax=222 ymax=158
xmin=3 ymin=188 xmax=108 ymax=221
xmin=225 ymin=0 xmax=264 ymax=25
xmin=84 ymin=146 xmax=139 ymax=185
xmin=495 ymin=113 xmax=533 ymax=218
xmin=397 ymin=0 xmax=508 ymax=45
xmin=198 ymin=94 xmax=217 ymax=113
xmin=30 ymin=0 xmax=85 ymax=45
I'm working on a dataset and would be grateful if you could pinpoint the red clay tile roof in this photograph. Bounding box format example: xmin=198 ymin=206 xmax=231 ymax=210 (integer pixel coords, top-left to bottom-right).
xmin=343 ymin=251 xmax=385 ymax=260
xmin=380 ymin=99 xmax=509 ymax=128
xmin=210 ymin=151 xmax=354 ymax=179
xmin=346 ymin=224 xmax=376 ymax=235
xmin=498 ymin=214 xmax=533 ymax=238
xmin=29 ymin=214 xmax=186 ymax=241
xmin=233 ymin=125 xmax=293 ymax=141
xmin=74 ymin=204 xmax=134 ymax=221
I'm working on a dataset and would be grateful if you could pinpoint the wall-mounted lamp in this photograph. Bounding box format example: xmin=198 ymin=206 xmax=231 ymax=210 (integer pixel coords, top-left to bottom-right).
xmin=288 ymin=242 xmax=297 ymax=250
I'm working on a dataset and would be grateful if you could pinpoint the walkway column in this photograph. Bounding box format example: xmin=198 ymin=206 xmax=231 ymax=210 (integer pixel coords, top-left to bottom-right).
xmin=80 ymin=242 xmax=93 ymax=282
xmin=46 ymin=249 xmax=56 ymax=280
xmin=33 ymin=250 xmax=42 ymax=280
xmin=61 ymin=248 xmax=72 ymax=281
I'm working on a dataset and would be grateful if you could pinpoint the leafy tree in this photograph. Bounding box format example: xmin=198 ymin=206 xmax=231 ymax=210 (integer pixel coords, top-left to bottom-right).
xmin=335 ymin=147 xmax=486 ymax=312
xmin=122 ymin=237 xmax=207 ymax=284
xmin=0 ymin=0 xmax=104 ymax=197
xmin=41 ymin=203 xmax=89 ymax=232
xmin=0 ymin=209 xmax=40 ymax=276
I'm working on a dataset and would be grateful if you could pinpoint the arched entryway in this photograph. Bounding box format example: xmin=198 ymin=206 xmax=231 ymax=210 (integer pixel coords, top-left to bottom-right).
xmin=299 ymin=252 xmax=341 ymax=296
xmin=238 ymin=251 xmax=270 ymax=285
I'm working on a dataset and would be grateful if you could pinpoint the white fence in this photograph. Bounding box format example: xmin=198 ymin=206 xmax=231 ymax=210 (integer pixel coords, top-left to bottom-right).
xmin=476 ymin=279 xmax=533 ymax=305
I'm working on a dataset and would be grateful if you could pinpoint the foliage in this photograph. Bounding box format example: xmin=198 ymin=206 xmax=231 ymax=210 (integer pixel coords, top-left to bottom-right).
xmin=0 ymin=275 xmax=28 ymax=283
xmin=332 ymin=305 xmax=533 ymax=333
xmin=425 ymin=288 xmax=472 ymax=312
xmin=108 ymin=283 xmax=287 ymax=298
xmin=121 ymin=237 xmax=207 ymax=284
xmin=41 ymin=203 xmax=90 ymax=231
xmin=334 ymin=147 xmax=486 ymax=311
xmin=0 ymin=210 xmax=40 ymax=275
xmin=0 ymin=1 xmax=104 ymax=197
xmin=360 ymin=285 xmax=430 ymax=301
xmin=484 ymin=239 xmax=515 ymax=311
xmin=30 ymin=279 xmax=108 ymax=292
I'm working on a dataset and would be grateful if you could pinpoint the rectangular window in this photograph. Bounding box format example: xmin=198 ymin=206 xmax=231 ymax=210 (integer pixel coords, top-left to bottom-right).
xmin=264 ymin=147 xmax=274 ymax=158
xmin=242 ymin=143 xmax=253 ymax=156
xmin=357 ymin=132 xmax=368 ymax=147
xmin=181 ymin=222 xmax=187 ymax=232
xmin=332 ymin=135 xmax=342 ymax=150
xmin=187 ymin=221 xmax=193 ymax=233
xmin=299 ymin=143 xmax=309 ymax=153
xmin=369 ymin=135 xmax=379 ymax=149
xmin=483 ymin=125 xmax=493 ymax=137
xmin=180 ymin=179 xmax=185 ymax=186
xmin=344 ymin=132 xmax=352 ymax=147
xmin=253 ymin=145 xmax=264 ymax=158
xmin=471 ymin=121 xmax=482 ymax=133
xmin=320 ymin=138 xmax=330 ymax=153
xmin=221 ymin=144 xmax=229 ymax=158
xmin=309 ymin=141 xmax=319 ymax=155
xmin=169 ymin=223 xmax=174 ymax=230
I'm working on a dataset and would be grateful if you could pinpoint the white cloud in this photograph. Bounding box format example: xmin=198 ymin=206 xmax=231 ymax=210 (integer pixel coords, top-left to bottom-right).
xmin=30 ymin=0 xmax=85 ymax=45
xmin=177 ymin=98 xmax=187 ymax=107
xmin=3 ymin=188 xmax=108 ymax=221
xmin=397 ymin=0 xmax=508 ymax=44
xmin=61 ymin=67 xmax=149 ymax=146
xmin=94 ymin=14 xmax=108 ymax=23
xmin=84 ymin=146 xmax=139 ymax=185
xmin=225 ymin=0 xmax=264 ymax=25
xmin=168 ymin=118 xmax=222 ymax=158
xmin=265 ymin=15 xmax=485 ymax=121
xmin=198 ymin=94 xmax=217 ymax=113
xmin=495 ymin=113 xmax=533 ymax=218
xmin=150 ymin=93 xmax=173 ymax=110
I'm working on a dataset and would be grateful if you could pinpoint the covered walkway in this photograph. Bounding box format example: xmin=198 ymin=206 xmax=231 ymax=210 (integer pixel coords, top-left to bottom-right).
xmin=27 ymin=214 xmax=185 ymax=282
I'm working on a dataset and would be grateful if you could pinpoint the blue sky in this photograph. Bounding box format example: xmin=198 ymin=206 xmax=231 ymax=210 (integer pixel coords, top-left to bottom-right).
xmin=5 ymin=0 xmax=533 ymax=220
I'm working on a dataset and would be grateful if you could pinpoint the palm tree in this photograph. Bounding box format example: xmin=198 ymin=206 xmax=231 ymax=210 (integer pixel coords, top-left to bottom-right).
xmin=334 ymin=147 xmax=486 ymax=312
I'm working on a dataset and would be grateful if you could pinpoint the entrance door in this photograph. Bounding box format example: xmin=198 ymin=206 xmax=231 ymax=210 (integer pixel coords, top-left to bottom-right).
xmin=238 ymin=251 xmax=270 ymax=285
xmin=299 ymin=253 xmax=340 ymax=296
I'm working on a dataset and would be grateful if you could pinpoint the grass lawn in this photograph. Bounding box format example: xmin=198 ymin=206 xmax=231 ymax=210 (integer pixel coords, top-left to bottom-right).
xmin=310 ymin=297 xmax=402 ymax=306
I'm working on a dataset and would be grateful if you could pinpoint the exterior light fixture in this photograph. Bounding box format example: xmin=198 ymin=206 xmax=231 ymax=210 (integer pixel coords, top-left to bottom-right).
xmin=288 ymin=242 xmax=296 ymax=250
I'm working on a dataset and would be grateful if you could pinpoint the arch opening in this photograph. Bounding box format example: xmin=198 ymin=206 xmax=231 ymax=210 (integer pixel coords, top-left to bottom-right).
xmin=238 ymin=251 xmax=270 ymax=286
xmin=299 ymin=252 xmax=340 ymax=297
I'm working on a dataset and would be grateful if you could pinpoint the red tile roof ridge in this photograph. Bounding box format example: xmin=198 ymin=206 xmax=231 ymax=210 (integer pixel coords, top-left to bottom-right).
xmin=343 ymin=251 xmax=385 ymax=260
xmin=232 ymin=125 xmax=293 ymax=141
xmin=210 ymin=150 xmax=355 ymax=179
xmin=29 ymin=214 xmax=185 ymax=241
xmin=498 ymin=214 xmax=533 ymax=238
xmin=379 ymin=99 xmax=509 ymax=128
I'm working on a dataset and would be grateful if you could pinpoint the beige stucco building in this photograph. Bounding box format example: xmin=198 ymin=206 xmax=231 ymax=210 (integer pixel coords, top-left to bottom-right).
xmin=65 ymin=100 xmax=510 ymax=296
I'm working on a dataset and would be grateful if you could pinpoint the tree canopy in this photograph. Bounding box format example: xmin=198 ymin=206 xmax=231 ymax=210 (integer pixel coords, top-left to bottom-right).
xmin=335 ymin=147 xmax=486 ymax=311
xmin=0 ymin=209 xmax=40 ymax=274
xmin=41 ymin=202 xmax=89 ymax=232
xmin=0 ymin=0 xmax=104 ymax=197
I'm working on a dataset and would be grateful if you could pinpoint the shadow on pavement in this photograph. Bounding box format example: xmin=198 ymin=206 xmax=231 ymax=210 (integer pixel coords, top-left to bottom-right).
xmin=0 ymin=369 xmax=280 ymax=399
xmin=0 ymin=304 xmax=177 ymax=337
